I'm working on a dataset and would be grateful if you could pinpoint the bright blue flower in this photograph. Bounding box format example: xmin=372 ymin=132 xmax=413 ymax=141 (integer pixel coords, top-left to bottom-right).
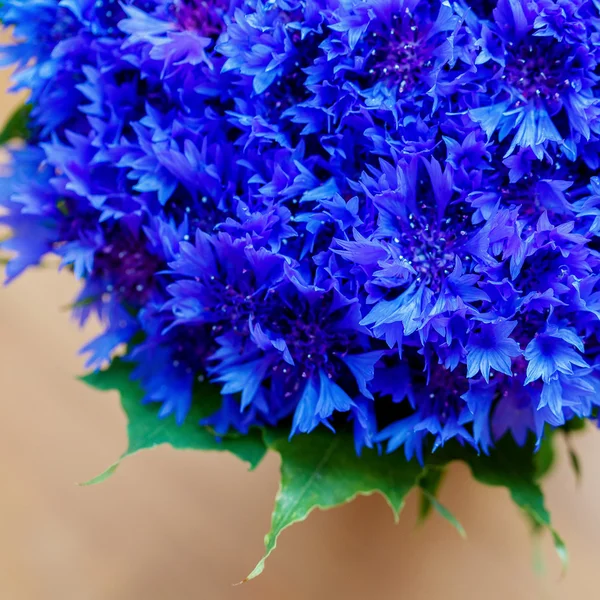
xmin=524 ymin=324 xmax=588 ymax=384
xmin=375 ymin=361 xmax=478 ymax=463
xmin=2 ymin=0 xmax=600 ymax=458
xmin=466 ymin=321 xmax=521 ymax=382
xmin=469 ymin=0 xmax=600 ymax=159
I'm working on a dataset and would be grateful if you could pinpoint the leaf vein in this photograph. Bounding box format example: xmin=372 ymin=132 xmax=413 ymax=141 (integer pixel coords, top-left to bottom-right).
xmin=273 ymin=436 xmax=341 ymax=531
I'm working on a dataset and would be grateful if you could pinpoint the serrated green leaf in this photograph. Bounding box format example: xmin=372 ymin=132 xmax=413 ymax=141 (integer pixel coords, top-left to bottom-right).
xmin=244 ymin=429 xmax=423 ymax=582
xmin=460 ymin=439 xmax=567 ymax=570
xmin=80 ymin=359 xmax=266 ymax=483
xmin=417 ymin=465 xmax=446 ymax=522
xmin=0 ymin=103 xmax=32 ymax=145
xmin=83 ymin=358 xmax=568 ymax=578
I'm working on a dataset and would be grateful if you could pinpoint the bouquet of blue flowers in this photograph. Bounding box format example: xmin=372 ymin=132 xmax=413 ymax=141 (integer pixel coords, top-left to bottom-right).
xmin=2 ymin=0 xmax=598 ymax=577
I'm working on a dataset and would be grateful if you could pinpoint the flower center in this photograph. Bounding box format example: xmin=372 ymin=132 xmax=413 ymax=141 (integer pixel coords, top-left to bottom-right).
xmin=500 ymin=181 xmax=541 ymax=216
xmin=166 ymin=192 xmax=226 ymax=235
xmin=263 ymin=68 xmax=306 ymax=111
xmin=269 ymin=297 xmax=355 ymax=379
xmin=175 ymin=0 xmax=227 ymax=36
xmin=395 ymin=204 xmax=471 ymax=292
xmin=504 ymin=42 xmax=566 ymax=102
xmin=514 ymin=247 xmax=570 ymax=292
xmin=366 ymin=13 xmax=434 ymax=92
xmin=170 ymin=327 xmax=213 ymax=375
xmin=94 ymin=236 xmax=162 ymax=304
xmin=48 ymin=8 xmax=79 ymax=43
xmin=288 ymin=320 xmax=340 ymax=370
xmin=209 ymin=282 xmax=257 ymax=335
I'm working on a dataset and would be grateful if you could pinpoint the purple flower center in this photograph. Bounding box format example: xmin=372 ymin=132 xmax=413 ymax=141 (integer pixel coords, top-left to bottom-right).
xmin=533 ymin=334 xmax=556 ymax=356
xmin=175 ymin=0 xmax=227 ymax=36
xmin=287 ymin=320 xmax=341 ymax=372
xmin=207 ymin=282 xmax=257 ymax=335
xmin=263 ymin=68 xmax=306 ymax=112
xmin=94 ymin=237 xmax=161 ymax=304
xmin=367 ymin=15 xmax=433 ymax=92
xmin=504 ymin=42 xmax=567 ymax=102
xmin=271 ymin=297 xmax=355 ymax=379
xmin=171 ymin=328 xmax=213 ymax=375
xmin=397 ymin=207 xmax=471 ymax=291
xmin=168 ymin=196 xmax=222 ymax=233
xmin=500 ymin=179 xmax=542 ymax=216
xmin=515 ymin=247 xmax=570 ymax=292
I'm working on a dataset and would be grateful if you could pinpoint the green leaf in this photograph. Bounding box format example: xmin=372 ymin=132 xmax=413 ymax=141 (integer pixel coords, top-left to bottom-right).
xmin=567 ymin=448 xmax=581 ymax=482
xmin=416 ymin=465 xmax=464 ymax=537
xmin=244 ymin=432 xmax=567 ymax=580
xmin=420 ymin=488 xmax=466 ymax=538
xmin=0 ymin=103 xmax=32 ymax=145
xmin=80 ymin=359 xmax=266 ymax=483
xmin=83 ymin=359 xmax=567 ymax=578
xmin=532 ymin=533 xmax=546 ymax=576
xmin=534 ymin=429 xmax=556 ymax=480
xmin=61 ymin=294 xmax=100 ymax=312
xmin=417 ymin=465 xmax=446 ymax=522
xmin=244 ymin=429 xmax=423 ymax=582
xmin=563 ymin=432 xmax=582 ymax=483
xmin=56 ymin=199 xmax=70 ymax=217
xmin=563 ymin=417 xmax=587 ymax=433
xmin=460 ymin=439 xmax=568 ymax=570
xmin=561 ymin=420 xmax=585 ymax=482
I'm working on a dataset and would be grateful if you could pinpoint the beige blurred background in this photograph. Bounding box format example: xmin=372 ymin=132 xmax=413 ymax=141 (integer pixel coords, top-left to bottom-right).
xmin=1 ymin=61 xmax=600 ymax=600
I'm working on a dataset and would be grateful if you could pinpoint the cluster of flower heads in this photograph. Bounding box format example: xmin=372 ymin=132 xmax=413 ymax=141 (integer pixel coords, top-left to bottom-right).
xmin=2 ymin=0 xmax=600 ymax=461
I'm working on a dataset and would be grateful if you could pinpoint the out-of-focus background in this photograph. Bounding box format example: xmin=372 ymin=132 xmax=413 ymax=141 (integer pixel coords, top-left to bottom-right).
xmin=1 ymin=60 xmax=600 ymax=600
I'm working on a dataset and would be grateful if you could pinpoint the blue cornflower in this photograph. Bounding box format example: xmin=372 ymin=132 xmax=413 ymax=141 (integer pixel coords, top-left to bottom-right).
xmin=523 ymin=324 xmax=588 ymax=384
xmin=217 ymin=2 xmax=298 ymax=95
xmin=2 ymin=0 xmax=600 ymax=459
xmin=466 ymin=320 xmax=521 ymax=382
xmin=375 ymin=361 xmax=480 ymax=463
xmin=470 ymin=0 xmax=600 ymax=159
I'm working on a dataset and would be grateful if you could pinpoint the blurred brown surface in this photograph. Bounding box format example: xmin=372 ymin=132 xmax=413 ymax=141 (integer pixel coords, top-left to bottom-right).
xmin=1 ymin=63 xmax=600 ymax=600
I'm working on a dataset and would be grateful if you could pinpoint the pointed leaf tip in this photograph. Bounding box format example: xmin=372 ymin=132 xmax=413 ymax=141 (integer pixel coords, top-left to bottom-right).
xmin=420 ymin=490 xmax=466 ymax=539
xmin=78 ymin=461 xmax=121 ymax=486
xmin=417 ymin=465 xmax=446 ymax=523
xmin=244 ymin=429 xmax=423 ymax=581
xmin=80 ymin=358 xmax=267 ymax=483
xmin=459 ymin=436 xmax=568 ymax=571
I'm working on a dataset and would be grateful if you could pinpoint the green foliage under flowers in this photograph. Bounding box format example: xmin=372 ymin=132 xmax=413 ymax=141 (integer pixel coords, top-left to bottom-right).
xmin=83 ymin=360 xmax=574 ymax=579
xmin=80 ymin=360 xmax=266 ymax=484
xmin=245 ymin=428 xmax=423 ymax=581
xmin=0 ymin=103 xmax=31 ymax=145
